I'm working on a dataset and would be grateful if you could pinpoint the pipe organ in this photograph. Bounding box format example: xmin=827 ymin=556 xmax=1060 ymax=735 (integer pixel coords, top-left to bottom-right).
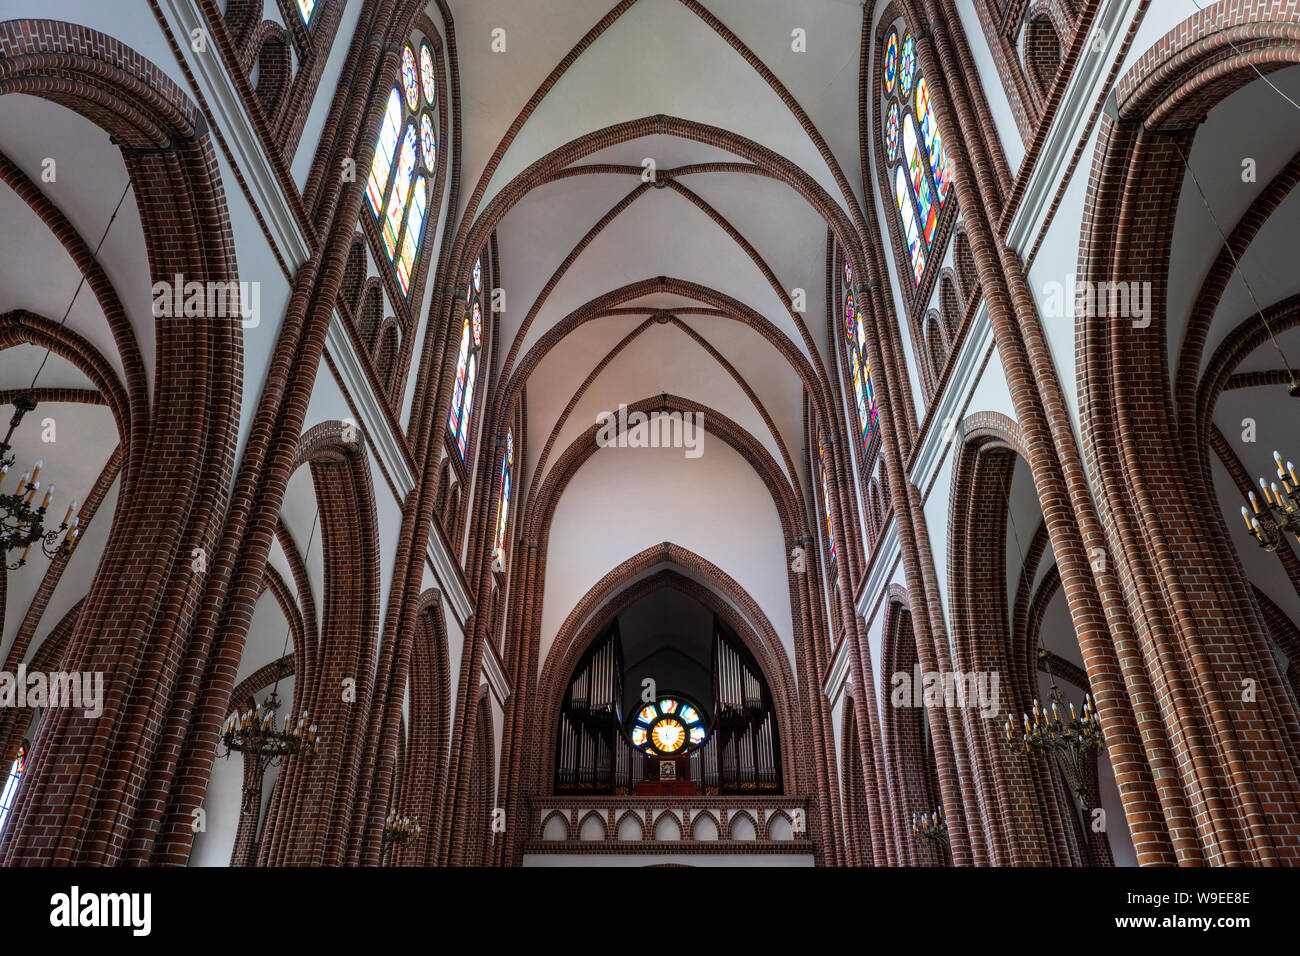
xmin=555 ymin=624 xmax=631 ymax=792
xmin=554 ymin=614 xmax=781 ymax=795
xmin=709 ymin=622 xmax=780 ymax=792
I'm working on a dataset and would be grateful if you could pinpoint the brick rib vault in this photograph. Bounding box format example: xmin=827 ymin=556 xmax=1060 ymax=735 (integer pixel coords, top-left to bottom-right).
xmin=0 ymin=0 xmax=1296 ymax=866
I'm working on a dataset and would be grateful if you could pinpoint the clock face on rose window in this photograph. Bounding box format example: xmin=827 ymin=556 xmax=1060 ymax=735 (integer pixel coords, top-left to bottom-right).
xmin=627 ymin=697 xmax=708 ymax=757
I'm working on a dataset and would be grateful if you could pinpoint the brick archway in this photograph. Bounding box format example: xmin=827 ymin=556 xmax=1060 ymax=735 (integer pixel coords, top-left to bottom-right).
xmin=254 ymin=422 xmax=382 ymax=867
xmin=1076 ymin=0 xmax=1300 ymax=865
xmin=0 ymin=20 xmax=243 ymax=866
xmin=536 ymin=558 xmax=802 ymax=799
xmin=945 ymin=418 xmax=1090 ymax=866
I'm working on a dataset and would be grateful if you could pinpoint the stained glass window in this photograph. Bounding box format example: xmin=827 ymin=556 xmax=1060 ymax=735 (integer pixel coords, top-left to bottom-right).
xmin=447 ymin=321 xmax=470 ymax=433
xmin=447 ymin=255 xmax=485 ymax=459
xmin=904 ymin=115 xmax=938 ymax=245
xmin=841 ymin=258 xmax=880 ymax=460
xmin=364 ymin=33 xmax=439 ymax=298
xmin=886 ymin=103 xmax=900 ymax=163
xmin=396 ymin=177 xmax=426 ymax=294
xmin=458 ymin=356 xmax=477 ymax=458
xmin=382 ymin=125 xmax=417 ymax=259
xmin=420 ymin=112 xmax=436 ymax=170
xmin=0 ymin=747 xmax=24 ymax=834
xmin=401 ymin=47 xmax=420 ymax=110
xmin=900 ymin=33 xmax=916 ymax=96
xmin=819 ymin=429 xmax=835 ymax=564
xmin=420 ymin=45 xmax=437 ymax=105
xmin=297 ymin=0 xmax=315 ymax=25
xmin=366 ymin=90 xmax=402 ymax=216
xmin=895 ymin=166 xmax=926 ymax=283
xmin=915 ymin=78 xmax=952 ymax=202
xmin=628 ymin=697 xmax=707 ymax=757
xmin=447 ymin=254 xmax=488 ymax=460
xmin=493 ymin=427 xmax=513 ymax=565
xmin=881 ymin=29 xmax=951 ymax=287
xmin=883 ymin=31 xmax=897 ymax=94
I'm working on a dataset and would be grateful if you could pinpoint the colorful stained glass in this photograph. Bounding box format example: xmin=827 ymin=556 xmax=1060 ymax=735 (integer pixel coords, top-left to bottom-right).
xmin=494 ymin=428 xmax=512 ymax=559
xmin=382 ymin=125 xmax=417 ymax=258
xmin=844 ymin=292 xmax=857 ymax=343
xmin=843 ymin=259 xmax=853 ymax=288
xmin=472 ymin=302 xmax=482 ymax=347
xmin=651 ymin=718 xmax=686 ymax=753
xmin=916 ymin=77 xmax=952 ymax=203
xmin=885 ymin=102 xmax=900 ymax=163
xmin=396 ymin=176 xmax=426 ymax=294
xmin=493 ymin=471 xmax=511 ymax=559
xmin=297 ymin=0 xmax=314 ymax=25
xmin=0 ymin=746 xmax=23 ymax=834
xmin=420 ymin=112 xmax=436 ymax=171
xmin=447 ymin=321 xmax=470 ymax=433
xmin=894 ymin=166 xmax=926 ymax=284
xmin=473 ymin=257 xmax=483 ymax=294
xmin=401 ymin=47 xmax=420 ymax=110
xmin=630 ymin=697 xmax=708 ymax=755
xmin=366 ymin=89 xmax=402 ymax=216
xmin=819 ymin=430 xmax=835 ymax=564
xmin=904 ymin=114 xmax=938 ymax=245
xmin=851 ymin=350 xmax=870 ymax=444
xmin=900 ymin=34 xmax=916 ymax=96
xmin=883 ymin=31 xmax=898 ymax=93
xmin=420 ymin=44 xmax=436 ymax=105
xmin=457 ymin=355 xmax=477 ymax=456
xmin=864 ymin=360 xmax=878 ymax=446
xmin=854 ymin=299 xmax=866 ymax=350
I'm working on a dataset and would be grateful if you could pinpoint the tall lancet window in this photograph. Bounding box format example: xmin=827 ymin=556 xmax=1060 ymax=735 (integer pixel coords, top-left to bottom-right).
xmin=447 ymin=257 xmax=484 ymax=459
xmin=364 ymin=39 xmax=438 ymax=295
xmin=841 ymin=260 xmax=880 ymax=459
xmin=881 ymin=28 xmax=952 ymax=286
xmin=0 ymin=747 xmax=24 ymax=834
xmin=493 ymin=427 xmax=513 ymax=565
xmin=818 ymin=429 xmax=836 ymax=565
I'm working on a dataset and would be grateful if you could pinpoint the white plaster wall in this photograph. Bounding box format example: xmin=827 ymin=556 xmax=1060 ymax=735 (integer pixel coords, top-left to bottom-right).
xmin=540 ymin=439 xmax=793 ymax=674
xmin=952 ymin=0 xmax=1024 ymax=173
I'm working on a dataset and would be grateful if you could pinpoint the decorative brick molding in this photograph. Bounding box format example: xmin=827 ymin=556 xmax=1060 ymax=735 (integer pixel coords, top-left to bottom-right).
xmin=526 ymin=795 xmax=812 ymax=855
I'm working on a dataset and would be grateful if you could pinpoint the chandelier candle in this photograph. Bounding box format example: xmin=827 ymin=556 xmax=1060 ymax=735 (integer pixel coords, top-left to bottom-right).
xmin=0 ymin=397 xmax=80 ymax=569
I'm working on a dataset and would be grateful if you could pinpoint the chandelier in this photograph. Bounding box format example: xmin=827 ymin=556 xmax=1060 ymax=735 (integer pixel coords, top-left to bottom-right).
xmin=1005 ymin=655 xmax=1105 ymax=812
xmin=0 ymin=396 xmax=80 ymax=570
xmin=220 ymin=686 xmax=318 ymax=815
xmin=381 ymin=811 xmax=422 ymax=864
xmin=912 ymin=805 xmax=948 ymax=848
xmin=1243 ymin=451 xmax=1300 ymax=552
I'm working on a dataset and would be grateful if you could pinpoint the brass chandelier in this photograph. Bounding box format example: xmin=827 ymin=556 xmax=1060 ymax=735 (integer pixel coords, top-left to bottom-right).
xmin=1005 ymin=654 xmax=1105 ymax=812
xmin=380 ymin=811 xmax=422 ymax=864
xmin=1243 ymin=451 xmax=1300 ymax=552
xmin=912 ymin=805 xmax=948 ymax=848
xmin=0 ymin=396 xmax=80 ymax=569
xmin=220 ymin=683 xmax=318 ymax=815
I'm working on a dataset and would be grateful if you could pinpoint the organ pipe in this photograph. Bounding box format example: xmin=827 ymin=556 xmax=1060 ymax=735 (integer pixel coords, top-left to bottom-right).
xmin=555 ymin=623 xmax=626 ymax=792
